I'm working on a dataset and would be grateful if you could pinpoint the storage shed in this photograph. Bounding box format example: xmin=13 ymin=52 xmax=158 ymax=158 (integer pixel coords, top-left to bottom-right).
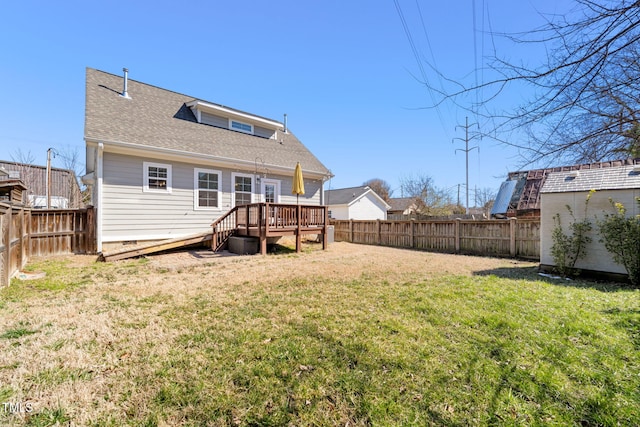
xmin=540 ymin=164 xmax=640 ymax=278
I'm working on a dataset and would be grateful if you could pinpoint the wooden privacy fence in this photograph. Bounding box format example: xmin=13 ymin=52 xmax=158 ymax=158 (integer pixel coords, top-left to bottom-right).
xmin=0 ymin=204 xmax=95 ymax=286
xmin=331 ymin=218 xmax=540 ymax=260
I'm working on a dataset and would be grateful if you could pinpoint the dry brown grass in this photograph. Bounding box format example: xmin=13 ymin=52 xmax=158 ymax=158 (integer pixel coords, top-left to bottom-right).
xmin=6 ymin=243 xmax=601 ymax=426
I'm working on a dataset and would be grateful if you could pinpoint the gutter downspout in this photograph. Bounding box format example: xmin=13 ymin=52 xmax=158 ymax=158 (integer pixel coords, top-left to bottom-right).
xmin=96 ymin=142 xmax=104 ymax=253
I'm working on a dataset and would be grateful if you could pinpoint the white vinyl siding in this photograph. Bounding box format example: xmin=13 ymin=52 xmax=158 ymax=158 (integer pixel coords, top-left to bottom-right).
xmin=254 ymin=125 xmax=276 ymax=139
xmin=100 ymin=152 xmax=324 ymax=243
xmin=194 ymin=168 xmax=221 ymax=210
xmin=200 ymin=112 xmax=228 ymax=128
xmin=199 ymin=112 xmax=275 ymax=139
xmin=143 ymin=162 xmax=171 ymax=193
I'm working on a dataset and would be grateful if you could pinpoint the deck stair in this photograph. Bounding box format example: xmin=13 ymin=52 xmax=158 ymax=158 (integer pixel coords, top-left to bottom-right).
xmin=213 ymin=203 xmax=328 ymax=255
xmin=100 ymin=232 xmax=212 ymax=262
xmin=101 ymin=202 xmax=327 ymax=261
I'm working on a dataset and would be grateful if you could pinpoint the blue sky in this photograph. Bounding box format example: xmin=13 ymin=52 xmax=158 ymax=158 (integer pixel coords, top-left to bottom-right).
xmin=0 ymin=0 xmax=574 ymax=204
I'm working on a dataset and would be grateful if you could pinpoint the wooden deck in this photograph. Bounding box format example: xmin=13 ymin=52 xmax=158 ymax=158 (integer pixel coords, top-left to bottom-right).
xmin=99 ymin=203 xmax=327 ymax=262
xmin=212 ymin=203 xmax=328 ymax=254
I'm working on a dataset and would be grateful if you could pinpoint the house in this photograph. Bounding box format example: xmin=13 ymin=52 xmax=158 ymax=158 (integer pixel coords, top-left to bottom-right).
xmin=387 ymin=197 xmax=420 ymax=219
xmin=491 ymin=158 xmax=640 ymax=218
xmin=326 ymin=186 xmax=391 ymax=220
xmin=83 ymin=68 xmax=331 ymax=252
xmin=539 ymin=163 xmax=640 ymax=278
xmin=0 ymin=161 xmax=83 ymax=209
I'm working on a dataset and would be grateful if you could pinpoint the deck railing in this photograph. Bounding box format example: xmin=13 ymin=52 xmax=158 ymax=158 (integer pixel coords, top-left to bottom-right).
xmin=235 ymin=203 xmax=326 ymax=231
xmin=211 ymin=206 xmax=239 ymax=252
xmin=212 ymin=203 xmax=327 ymax=252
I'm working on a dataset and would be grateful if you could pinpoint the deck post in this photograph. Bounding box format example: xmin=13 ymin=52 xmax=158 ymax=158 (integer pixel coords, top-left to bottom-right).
xmin=322 ymin=206 xmax=328 ymax=250
xmin=245 ymin=205 xmax=250 ymax=236
xmin=259 ymin=204 xmax=266 ymax=255
xmin=296 ymin=204 xmax=301 ymax=253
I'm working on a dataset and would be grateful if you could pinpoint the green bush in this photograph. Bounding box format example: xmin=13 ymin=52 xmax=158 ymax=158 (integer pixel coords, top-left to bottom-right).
xmin=550 ymin=192 xmax=593 ymax=277
xmin=597 ymin=198 xmax=640 ymax=286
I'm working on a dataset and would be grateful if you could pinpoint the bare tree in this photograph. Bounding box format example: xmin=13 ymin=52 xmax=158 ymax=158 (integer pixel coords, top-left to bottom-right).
xmin=10 ymin=149 xmax=36 ymax=165
xmin=363 ymin=178 xmax=393 ymax=203
xmin=53 ymin=145 xmax=86 ymax=208
xmin=399 ymin=173 xmax=457 ymax=216
xmin=474 ymin=187 xmax=496 ymax=217
xmin=422 ymin=1 xmax=640 ymax=165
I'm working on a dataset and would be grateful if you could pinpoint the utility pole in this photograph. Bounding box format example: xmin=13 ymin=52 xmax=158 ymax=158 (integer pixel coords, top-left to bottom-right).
xmin=453 ymin=117 xmax=480 ymax=215
xmin=46 ymin=148 xmax=52 ymax=209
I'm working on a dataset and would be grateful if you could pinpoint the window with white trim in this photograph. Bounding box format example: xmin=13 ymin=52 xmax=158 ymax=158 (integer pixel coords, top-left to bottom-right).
xmin=143 ymin=162 xmax=172 ymax=193
xmin=194 ymin=168 xmax=221 ymax=209
xmin=233 ymin=174 xmax=253 ymax=206
xmin=230 ymin=119 xmax=254 ymax=134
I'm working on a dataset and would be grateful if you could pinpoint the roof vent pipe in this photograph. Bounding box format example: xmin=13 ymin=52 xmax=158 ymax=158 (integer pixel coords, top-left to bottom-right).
xmin=120 ymin=68 xmax=131 ymax=99
xmin=283 ymin=113 xmax=288 ymax=133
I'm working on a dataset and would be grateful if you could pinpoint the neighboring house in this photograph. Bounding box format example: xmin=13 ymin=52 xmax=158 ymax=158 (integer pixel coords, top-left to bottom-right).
xmin=83 ymin=68 xmax=331 ymax=252
xmin=387 ymin=197 xmax=420 ymax=219
xmin=0 ymin=161 xmax=83 ymax=209
xmin=326 ymin=186 xmax=391 ymax=220
xmin=492 ymin=158 xmax=640 ymax=218
xmin=539 ymin=164 xmax=640 ymax=278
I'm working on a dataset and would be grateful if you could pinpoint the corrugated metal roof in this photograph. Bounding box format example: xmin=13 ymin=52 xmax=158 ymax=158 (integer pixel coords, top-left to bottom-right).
xmin=491 ymin=180 xmax=517 ymax=215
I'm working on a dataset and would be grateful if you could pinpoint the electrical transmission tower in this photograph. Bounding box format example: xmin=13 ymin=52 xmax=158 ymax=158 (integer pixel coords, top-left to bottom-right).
xmin=453 ymin=117 xmax=480 ymax=214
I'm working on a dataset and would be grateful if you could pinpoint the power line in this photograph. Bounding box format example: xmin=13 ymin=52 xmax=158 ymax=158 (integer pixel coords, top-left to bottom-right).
xmin=393 ymin=0 xmax=449 ymax=135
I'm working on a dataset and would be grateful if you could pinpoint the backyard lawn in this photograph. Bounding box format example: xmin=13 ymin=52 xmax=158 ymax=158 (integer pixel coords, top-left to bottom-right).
xmin=0 ymin=242 xmax=639 ymax=426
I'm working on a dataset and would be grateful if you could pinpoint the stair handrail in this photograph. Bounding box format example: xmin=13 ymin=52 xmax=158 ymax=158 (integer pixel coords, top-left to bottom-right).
xmin=210 ymin=206 xmax=239 ymax=251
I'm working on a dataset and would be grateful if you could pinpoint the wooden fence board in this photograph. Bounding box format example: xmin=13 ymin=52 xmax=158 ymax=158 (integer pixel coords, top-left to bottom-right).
xmin=0 ymin=205 xmax=95 ymax=286
xmin=331 ymin=218 xmax=540 ymax=260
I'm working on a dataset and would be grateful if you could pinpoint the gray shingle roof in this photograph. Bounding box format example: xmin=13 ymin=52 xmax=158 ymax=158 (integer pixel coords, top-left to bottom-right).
xmin=325 ymin=186 xmax=371 ymax=205
xmin=388 ymin=197 xmax=415 ymax=212
xmin=84 ymin=68 xmax=330 ymax=176
xmin=541 ymin=165 xmax=640 ymax=193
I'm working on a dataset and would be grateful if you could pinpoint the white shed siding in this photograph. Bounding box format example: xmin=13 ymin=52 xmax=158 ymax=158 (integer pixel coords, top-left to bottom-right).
xmin=101 ymin=152 xmax=322 ymax=243
xmin=328 ymin=192 xmax=388 ymax=220
xmin=347 ymin=193 xmax=388 ymax=220
xmin=329 ymin=205 xmax=350 ymax=220
xmin=540 ymin=189 xmax=639 ymax=274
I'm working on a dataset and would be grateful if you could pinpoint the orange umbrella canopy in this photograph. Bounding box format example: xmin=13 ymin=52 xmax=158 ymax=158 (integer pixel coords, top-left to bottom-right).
xmin=292 ymin=162 xmax=305 ymax=196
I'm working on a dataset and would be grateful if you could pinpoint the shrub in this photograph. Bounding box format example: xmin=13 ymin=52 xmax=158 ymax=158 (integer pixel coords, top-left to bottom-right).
xmin=550 ymin=192 xmax=593 ymax=277
xmin=597 ymin=198 xmax=640 ymax=286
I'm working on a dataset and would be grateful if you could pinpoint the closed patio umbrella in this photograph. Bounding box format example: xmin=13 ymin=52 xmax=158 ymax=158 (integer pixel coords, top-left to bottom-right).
xmin=292 ymin=162 xmax=305 ymax=204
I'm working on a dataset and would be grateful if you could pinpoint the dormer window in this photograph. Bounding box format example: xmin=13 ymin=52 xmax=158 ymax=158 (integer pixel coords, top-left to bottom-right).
xmin=187 ymin=100 xmax=282 ymax=139
xmin=230 ymin=120 xmax=253 ymax=134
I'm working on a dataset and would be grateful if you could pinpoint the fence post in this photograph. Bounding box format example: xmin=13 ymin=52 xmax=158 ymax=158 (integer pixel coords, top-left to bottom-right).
xmin=377 ymin=219 xmax=381 ymax=245
xmin=17 ymin=207 xmax=27 ymax=269
xmin=510 ymin=217 xmax=517 ymax=257
xmin=349 ymin=219 xmax=354 ymax=243
xmin=410 ymin=219 xmax=415 ymax=248
xmin=26 ymin=209 xmax=31 ymax=259
xmin=455 ymin=218 xmax=461 ymax=253
xmin=3 ymin=204 xmax=12 ymax=287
